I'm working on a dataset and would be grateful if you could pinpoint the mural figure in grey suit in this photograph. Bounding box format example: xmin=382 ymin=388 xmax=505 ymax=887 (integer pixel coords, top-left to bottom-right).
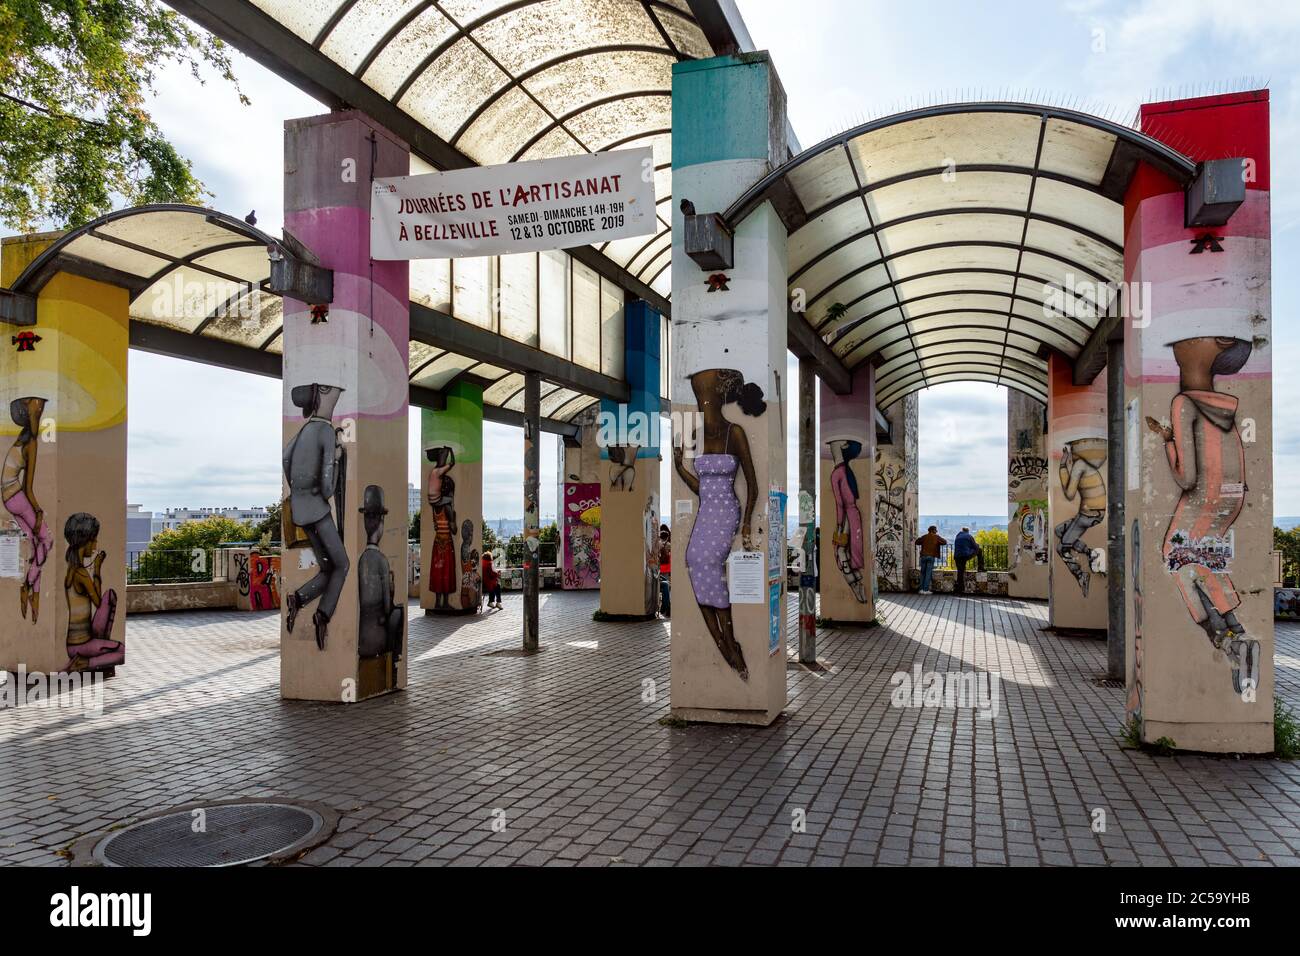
xmin=283 ymin=383 xmax=349 ymax=649
xmin=357 ymin=484 xmax=403 ymax=664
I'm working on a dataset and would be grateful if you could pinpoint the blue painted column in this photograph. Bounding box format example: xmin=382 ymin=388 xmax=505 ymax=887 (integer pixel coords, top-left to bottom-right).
xmin=669 ymin=53 xmax=789 ymax=725
xmin=598 ymin=300 xmax=661 ymax=617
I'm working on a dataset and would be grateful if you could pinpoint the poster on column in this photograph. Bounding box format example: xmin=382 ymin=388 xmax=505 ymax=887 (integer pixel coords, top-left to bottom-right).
xmin=370 ymin=148 xmax=656 ymax=260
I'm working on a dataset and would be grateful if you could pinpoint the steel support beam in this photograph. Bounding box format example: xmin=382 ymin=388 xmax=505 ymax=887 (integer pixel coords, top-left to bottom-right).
xmin=522 ymin=371 xmax=541 ymax=652
xmin=797 ymin=357 xmax=817 ymax=664
xmin=788 ymin=308 xmax=852 ymax=395
xmin=0 ymin=288 xmax=36 ymax=325
xmin=410 ymin=301 xmax=629 ymax=405
xmin=1106 ymin=338 xmax=1126 ymax=681
xmin=1073 ymin=309 xmax=1123 ymax=386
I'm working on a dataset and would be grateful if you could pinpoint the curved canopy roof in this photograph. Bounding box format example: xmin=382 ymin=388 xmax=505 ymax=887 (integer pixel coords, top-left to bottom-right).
xmin=725 ymin=103 xmax=1197 ymax=406
xmin=238 ymin=0 xmax=719 ymax=303
xmin=6 ymin=204 xmax=644 ymax=427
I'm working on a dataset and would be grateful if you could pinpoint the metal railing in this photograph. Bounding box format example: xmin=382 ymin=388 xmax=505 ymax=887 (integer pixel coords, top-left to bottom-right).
xmin=127 ymin=548 xmax=232 ymax=585
xmin=924 ymin=542 xmax=1010 ymax=572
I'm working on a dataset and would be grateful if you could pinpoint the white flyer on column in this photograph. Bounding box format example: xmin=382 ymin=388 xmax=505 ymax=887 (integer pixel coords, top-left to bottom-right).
xmin=727 ymin=550 xmax=765 ymax=604
xmin=371 ymin=147 xmax=656 ymax=260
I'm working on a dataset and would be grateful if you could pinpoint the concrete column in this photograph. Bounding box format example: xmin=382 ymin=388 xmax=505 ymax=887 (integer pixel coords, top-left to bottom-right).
xmin=559 ymin=405 xmax=601 ymax=589
xmin=818 ymin=364 xmax=876 ymax=624
xmin=669 ymin=53 xmax=788 ymax=725
xmin=1 ymin=237 xmax=128 ymax=676
xmin=420 ymin=381 xmax=483 ymax=614
xmin=599 ymin=300 xmax=660 ymax=618
xmin=1106 ymin=339 xmax=1126 ymax=680
xmin=1007 ymin=390 xmax=1050 ymax=600
xmin=1124 ymin=91 xmax=1272 ymax=753
xmin=280 ymin=111 xmax=410 ymax=702
xmin=797 ymin=358 xmax=817 ymax=663
xmin=873 ymin=394 xmax=918 ymax=592
xmin=1046 ymin=352 xmax=1108 ymax=630
xmin=522 ymin=370 xmax=540 ymax=651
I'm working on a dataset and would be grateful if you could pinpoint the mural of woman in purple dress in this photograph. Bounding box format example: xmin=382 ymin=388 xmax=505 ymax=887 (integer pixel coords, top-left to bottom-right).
xmin=62 ymin=512 xmax=123 ymax=672
xmin=4 ymin=397 xmax=51 ymax=623
xmin=827 ymin=438 xmax=867 ymax=603
xmin=672 ymin=368 xmax=764 ymax=680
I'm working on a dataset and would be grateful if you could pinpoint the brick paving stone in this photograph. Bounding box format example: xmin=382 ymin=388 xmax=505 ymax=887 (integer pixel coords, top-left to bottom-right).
xmin=1 ymin=592 xmax=1298 ymax=866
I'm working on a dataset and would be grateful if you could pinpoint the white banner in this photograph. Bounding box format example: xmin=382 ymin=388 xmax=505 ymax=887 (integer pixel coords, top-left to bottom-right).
xmin=370 ymin=147 xmax=656 ymax=260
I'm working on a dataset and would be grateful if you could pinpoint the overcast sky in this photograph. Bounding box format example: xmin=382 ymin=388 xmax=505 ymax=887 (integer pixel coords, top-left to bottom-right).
xmin=85 ymin=2 xmax=1300 ymax=518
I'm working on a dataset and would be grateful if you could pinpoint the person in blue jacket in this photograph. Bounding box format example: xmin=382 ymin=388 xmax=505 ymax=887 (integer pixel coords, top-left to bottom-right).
xmin=954 ymin=527 xmax=980 ymax=594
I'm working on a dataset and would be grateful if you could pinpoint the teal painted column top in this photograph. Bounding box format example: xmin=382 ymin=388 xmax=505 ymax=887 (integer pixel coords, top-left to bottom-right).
xmin=672 ymin=53 xmax=782 ymax=169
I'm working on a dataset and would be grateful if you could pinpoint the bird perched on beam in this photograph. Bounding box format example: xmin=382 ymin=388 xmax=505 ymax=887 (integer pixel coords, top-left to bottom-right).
xmin=680 ymin=199 xmax=695 ymax=217
xmin=245 ymin=210 xmax=257 ymax=226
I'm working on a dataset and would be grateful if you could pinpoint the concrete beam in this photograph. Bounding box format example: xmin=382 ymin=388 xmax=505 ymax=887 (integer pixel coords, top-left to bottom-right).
xmin=787 ymin=307 xmax=852 ymax=395
xmin=1072 ymin=310 xmax=1123 ymax=386
xmin=0 ymin=288 xmax=36 ymax=325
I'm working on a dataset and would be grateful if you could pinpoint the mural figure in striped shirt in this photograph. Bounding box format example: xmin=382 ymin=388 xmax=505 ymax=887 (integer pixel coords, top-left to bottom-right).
xmin=1146 ymin=334 xmax=1259 ymax=696
xmin=1055 ymin=437 xmax=1107 ymax=596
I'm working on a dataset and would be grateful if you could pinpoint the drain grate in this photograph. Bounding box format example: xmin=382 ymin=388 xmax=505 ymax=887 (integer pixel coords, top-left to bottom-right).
xmin=1091 ymin=675 xmax=1125 ymax=689
xmin=93 ymin=802 xmax=324 ymax=867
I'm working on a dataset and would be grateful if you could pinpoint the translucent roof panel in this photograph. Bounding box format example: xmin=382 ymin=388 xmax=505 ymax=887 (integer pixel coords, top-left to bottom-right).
xmin=725 ymin=102 xmax=1197 ymax=407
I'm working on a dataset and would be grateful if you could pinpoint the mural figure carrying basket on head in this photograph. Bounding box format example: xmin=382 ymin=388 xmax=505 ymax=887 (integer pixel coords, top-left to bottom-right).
xmin=425 ymin=445 xmax=457 ymax=610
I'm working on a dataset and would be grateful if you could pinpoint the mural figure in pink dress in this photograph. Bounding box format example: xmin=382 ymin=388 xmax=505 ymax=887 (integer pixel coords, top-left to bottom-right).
xmin=673 ymin=368 xmax=764 ymax=680
xmin=1145 ymin=334 xmax=1259 ymax=695
xmin=4 ymin=397 xmax=52 ymax=623
xmin=62 ymin=512 xmax=123 ymax=672
xmin=827 ymin=438 xmax=867 ymax=603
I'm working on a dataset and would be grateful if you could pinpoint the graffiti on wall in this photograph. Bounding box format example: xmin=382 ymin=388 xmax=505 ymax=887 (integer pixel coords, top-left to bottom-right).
xmin=283 ymin=383 xmax=349 ymax=649
xmin=1011 ymin=499 xmax=1049 ymax=569
xmin=607 ymin=445 xmax=639 ymax=492
xmin=4 ymin=397 xmax=51 ymax=624
xmin=62 ymin=512 xmax=123 ymax=672
xmin=1055 ymin=437 xmax=1107 ymax=595
xmin=873 ymin=455 xmax=907 ymax=591
xmin=827 ymin=438 xmax=867 ymax=603
xmin=672 ymin=368 xmax=763 ymax=680
xmin=459 ymin=519 xmax=481 ymax=611
xmin=249 ymin=551 xmax=280 ymax=610
xmin=1127 ymin=520 xmax=1144 ymax=722
xmin=1145 ymin=334 xmax=1259 ymax=695
xmin=562 ymin=482 xmax=601 ymax=589
xmin=1008 ymin=453 xmax=1048 ymax=492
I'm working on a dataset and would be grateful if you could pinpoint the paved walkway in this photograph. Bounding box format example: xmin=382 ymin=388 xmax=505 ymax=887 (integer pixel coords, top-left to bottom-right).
xmin=1 ymin=593 xmax=1298 ymax=866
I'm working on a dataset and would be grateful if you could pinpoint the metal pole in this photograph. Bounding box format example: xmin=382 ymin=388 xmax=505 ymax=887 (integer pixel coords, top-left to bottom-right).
xmin=1106 ymin=338 xmax=1126 ymax=680
xmin=523 ymin=370 xmax=540 ymax=652
xmin=798 ymin=358 xmax=817 ymax=664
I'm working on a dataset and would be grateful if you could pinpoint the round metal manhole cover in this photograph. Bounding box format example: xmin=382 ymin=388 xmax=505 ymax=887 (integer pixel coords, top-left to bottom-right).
xmin=93 ymin=803 xmax=324 ymax=867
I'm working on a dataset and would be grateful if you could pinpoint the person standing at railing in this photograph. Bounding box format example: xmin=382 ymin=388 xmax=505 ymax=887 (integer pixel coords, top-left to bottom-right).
xmin=954 ymin=527 xmax=978 ymax=594
xmin=915 ymin=526 xmax=946 ymax=595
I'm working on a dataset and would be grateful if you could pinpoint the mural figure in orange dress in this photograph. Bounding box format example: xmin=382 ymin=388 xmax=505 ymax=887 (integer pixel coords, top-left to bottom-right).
xmin=425 ymin=445 xmax=457 ymax=610
xmin=1145 ymin=334 xmax=1259 ymax=695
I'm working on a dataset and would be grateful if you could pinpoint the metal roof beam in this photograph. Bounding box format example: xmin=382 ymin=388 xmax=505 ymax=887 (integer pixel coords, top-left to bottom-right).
xmin=787 ymin=307 xmax=851 ymax=395
xmin=1073 ymin=309 xmax=1124 ymax=386
xmin=410 ymin=301 xmax=630 ymax=405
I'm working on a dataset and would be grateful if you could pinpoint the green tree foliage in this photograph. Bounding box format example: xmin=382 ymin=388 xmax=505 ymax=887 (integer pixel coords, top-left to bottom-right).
xmin=974 ymin=528 xmax=1007 ymax=550
xmin=539 ymin=522 xmax=558 ymax=544
xmin=0 ymin=0 xmax=247 ymax=231
xmin=252 ymin=500 xmax=281 ymax=545
xmin=481 ymin=523 xmax=500 ymax=557
xmin=408 ymin=510 xmax=420 ymax=542
xmin=148 ymin=515 xmax=256 ymax=555
xmin=1275 ymin=526 xmax=1300 ymax=587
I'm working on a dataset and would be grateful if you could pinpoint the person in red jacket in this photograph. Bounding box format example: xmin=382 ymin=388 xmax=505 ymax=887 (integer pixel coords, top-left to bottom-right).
xmin=481 ymin=551 xmax=502 ymax=609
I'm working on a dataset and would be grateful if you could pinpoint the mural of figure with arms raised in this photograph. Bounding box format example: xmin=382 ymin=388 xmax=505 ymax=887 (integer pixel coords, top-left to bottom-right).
xmin=673 ymin=368 xmax=764 ymax=680
xmin=3 ymin=397 xmax=52 ymax=623
xmin=1146 ymin=334 xmax=1259 ymax=695
xmin=283 ymin=383 xmax=350 ymax=650
xmin=1055 ymin=437 xmax=1107 ymax=595
xmin=63 ymin=512 xmax=123 ymax=672
xmin=827 ymin=437 xmax=867 ymax=603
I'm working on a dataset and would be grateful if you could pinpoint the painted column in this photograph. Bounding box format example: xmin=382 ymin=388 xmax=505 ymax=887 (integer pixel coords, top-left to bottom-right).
xmin=873 ymin=393 xmax=918 ymax=592
xmin=599 ymin=300 xmax=660 ymax=617
xmin=281 ymin=111 xmax=410 ymax=702
xmin=670 ymin=53 xmax=788 ymax=725
xmin=1 ymin=237 xmax=128 ymax=677
xmin=559 ymin=405 xmax=602 ymax=589
xmin=420 ymin=381 xmax=483 ymax=614
xmin=818 ymin=364 xmax=876 ymax=624
xmin=522 ymin=371 xmax=540 ymax=651
xmin=1047 ymin=353 xmax=1108 ymax=629
xmin=797 ymin=357 xmax=816 ymax=663
xmin=1007 ymin=390 xmax=1050 ymax=600
xmin=1124 ymin=91 xmax=1272 ymax=753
